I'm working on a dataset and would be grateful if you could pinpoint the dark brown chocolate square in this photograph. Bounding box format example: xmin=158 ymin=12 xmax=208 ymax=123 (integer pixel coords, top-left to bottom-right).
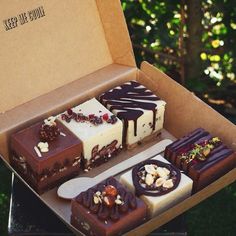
xmin=10 ymin=120 xmax=82 ymax=194
xmin=71 ymin=177 xmax=147 ymax=236
xmin=164 ymin=128 xmax=236 ymax=192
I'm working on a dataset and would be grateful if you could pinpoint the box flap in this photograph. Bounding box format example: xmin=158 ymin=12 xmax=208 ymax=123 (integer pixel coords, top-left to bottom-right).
xmin=0 ymin=0 xmax=135 ymax=113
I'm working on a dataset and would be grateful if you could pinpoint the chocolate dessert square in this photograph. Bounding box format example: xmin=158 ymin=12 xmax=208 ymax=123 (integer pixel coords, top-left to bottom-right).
xmin=120 ymin=155 xmax=192 ymax=217
xmin=71 ymin=177 xmax=147 ymax=236
xmin=164 ymin=128 xmax=236 ymax=192
xmin=58 ymin=98 xmax=123 ymax=170
xmin=99 ymin=81 xmax=166 ymax=149
xmin=10 ymin=117 xmax=82 ymax=194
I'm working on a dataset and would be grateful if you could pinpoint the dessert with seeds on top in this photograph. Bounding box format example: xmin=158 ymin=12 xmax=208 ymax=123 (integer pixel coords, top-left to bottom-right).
xmin=58 ymin=98 xmax=123 ymax=170
xmin=10 ymin=116 xmax=82 ymax=194
xmin=71 ymin=177 xmax=147 ymax=236
xmin=164 ymin=128 xmax=236 ymax=192
xmin=120 ymin=155 xmax=193 ymax=217
xmin=99 ymin=81 xmax=166 ymax=149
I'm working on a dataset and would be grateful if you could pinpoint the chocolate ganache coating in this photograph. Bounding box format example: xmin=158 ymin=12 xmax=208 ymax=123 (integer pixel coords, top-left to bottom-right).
xmin=75 ymin=177 xmax=137 ymax=222
xmin=132 ymin=160 xmax=181 ymax=197
xmin=99 ymin=81 xmax=161 ymax=143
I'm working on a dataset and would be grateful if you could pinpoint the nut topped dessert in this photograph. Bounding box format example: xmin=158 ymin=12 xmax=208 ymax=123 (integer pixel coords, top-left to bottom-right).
xmin=132 ymin=160 xmax=181 ymax=197
xmin=10 ymin=117 xmax=82 ymax=194
xmin=99 ymin=81 xmax=166 ymax=149
xmin=120 ymin=155 xmax=193 ymax=217
xmin=57 ymin=98 xmax=123 ymax=170
xmin=164 ymin=128 xmax=236 ymax=192
xmin=71 ymin=177 xmax=147 ymax=236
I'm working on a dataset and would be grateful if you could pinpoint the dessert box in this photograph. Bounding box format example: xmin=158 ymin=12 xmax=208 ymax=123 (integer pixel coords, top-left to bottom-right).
xmin=0 ymin=0 xmax=235 ymax=235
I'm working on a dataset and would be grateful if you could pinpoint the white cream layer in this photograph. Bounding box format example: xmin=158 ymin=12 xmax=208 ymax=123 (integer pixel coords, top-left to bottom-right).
xmin=102 ymin=82 xmax=166 ymax=146
xmin=58 ymin=98 xmax=123 ymax=163
xmin=120 ymin=155 xmax=193 ymax=217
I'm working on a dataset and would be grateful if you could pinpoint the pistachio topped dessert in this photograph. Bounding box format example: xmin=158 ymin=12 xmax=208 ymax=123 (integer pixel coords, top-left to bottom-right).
xmin=164 ymin=128 xmax=236 ymax=192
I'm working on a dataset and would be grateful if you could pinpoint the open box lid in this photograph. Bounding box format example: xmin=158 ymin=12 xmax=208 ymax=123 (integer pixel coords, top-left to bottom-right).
xmin=0 ymin=0 xmax=136 ymax=113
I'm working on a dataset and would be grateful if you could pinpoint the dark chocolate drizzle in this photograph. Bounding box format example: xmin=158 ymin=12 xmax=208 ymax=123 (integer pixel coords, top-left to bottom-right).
xmin=132 ymin=160 xmax=181 ymax=197
xmin=99 ymin=81 xmax=160 ymax=144
xmin=76 ymin=177 xmax=137 ymax=222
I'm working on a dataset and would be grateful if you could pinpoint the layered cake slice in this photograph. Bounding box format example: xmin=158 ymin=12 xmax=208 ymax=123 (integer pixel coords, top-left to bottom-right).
xmin=57 ymin=98 xmax=123 ymax=170
xmin=120 ymin=155 xmax=193 ymax=217
xmin=99 ymin=81 xmax=166 ymax=149
xmin=71 ymin=177 xmax=147 ymax=236
xmin=164 ymin=128 xmax=236 ymax=192
xmin=10 ymin=117 xmax=82 ymax=194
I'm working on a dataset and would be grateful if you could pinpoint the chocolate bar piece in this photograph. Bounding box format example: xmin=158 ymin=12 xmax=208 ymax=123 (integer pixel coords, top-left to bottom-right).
xmin=164 ymin=128 xmax=236 ymax=192
xmin=71 ymin=177 xmax=147 ymax=236
xmin=10 ymin=117 xmax=82 ymax=194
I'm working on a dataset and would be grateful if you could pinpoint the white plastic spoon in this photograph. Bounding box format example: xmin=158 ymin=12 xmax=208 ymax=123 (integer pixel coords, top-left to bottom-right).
xmin=57 ymin=139 xmax=172 ymax=200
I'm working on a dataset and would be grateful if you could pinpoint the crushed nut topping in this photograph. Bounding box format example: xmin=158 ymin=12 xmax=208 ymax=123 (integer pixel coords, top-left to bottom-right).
xmin=179 ymin=137 xmax=221 ymax=163
xmin=139 ymin=164 xmax=174 ymax=189
xmin=92 ymin=185 xmax=124 ymax=207
xmin=37 ymin=142 xmax=49 ymax=153
xmin=39 ymin=116 xmax=60 ymax=142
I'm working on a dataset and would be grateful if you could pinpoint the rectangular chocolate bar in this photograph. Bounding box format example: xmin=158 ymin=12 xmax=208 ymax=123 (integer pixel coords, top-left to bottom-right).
xmin=164 ymin=128 xmax=236 ymax=192
xmin=71 ymin=177 xmax=147 ymax=236
xmin=10 ymin=117 xmax=82 ymax=194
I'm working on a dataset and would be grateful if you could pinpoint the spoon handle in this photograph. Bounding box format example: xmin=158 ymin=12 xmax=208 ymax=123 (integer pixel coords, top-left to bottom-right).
xmin=95 ymin=139 xmax=172 ymax=183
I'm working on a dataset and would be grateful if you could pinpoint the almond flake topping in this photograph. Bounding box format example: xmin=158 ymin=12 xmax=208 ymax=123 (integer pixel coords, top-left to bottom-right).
xmin=34 ymin=146 xmax=42 ymax=158
xmin=37 ymin=142 xmax=49 ymax=153
xmin=163 ymin=179 xmax=174 ymax=189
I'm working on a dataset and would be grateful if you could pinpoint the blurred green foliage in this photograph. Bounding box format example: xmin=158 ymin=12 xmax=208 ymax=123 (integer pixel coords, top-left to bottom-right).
xmin=122 ymin=0 xmax=236 ymax=123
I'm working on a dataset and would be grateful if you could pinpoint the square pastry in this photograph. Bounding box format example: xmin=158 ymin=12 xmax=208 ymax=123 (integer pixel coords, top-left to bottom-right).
xmin=71 ymin=177 xmax=147 ymax=236
xmin=10 ymin=117 xmax=82 ymax=194
xmin=120 ymin=155 xmax=193 ymax=217
xmin=99 ymin=81 xmax=166 ymax=149
xmin=164 ymin=128 xmax=236 ymax=192
xmin=58 ymin=98 xmax=123 ymax=170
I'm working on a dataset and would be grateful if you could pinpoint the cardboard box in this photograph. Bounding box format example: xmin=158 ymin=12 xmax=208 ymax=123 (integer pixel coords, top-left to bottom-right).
xmin=0 ymin=0 xmax=235 ymax=235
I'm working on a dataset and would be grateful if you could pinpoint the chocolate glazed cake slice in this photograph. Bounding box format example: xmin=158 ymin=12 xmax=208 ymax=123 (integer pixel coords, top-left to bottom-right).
xmin=189 ymin=145 xmax=235 ymax=191
xmin=10 ymin=117 xmax=82 ymax=194
xmin=71 ymin=177 xmax=147 ymax=236
xmin=164 ymin=128 xmax=236 ymax=192
xmin=99 ymin=81 xmax=166 ymax=149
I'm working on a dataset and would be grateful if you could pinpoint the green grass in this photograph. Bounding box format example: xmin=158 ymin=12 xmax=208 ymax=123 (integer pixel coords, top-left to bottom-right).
xmin=187 ymin=182 xmax=236 ymax=236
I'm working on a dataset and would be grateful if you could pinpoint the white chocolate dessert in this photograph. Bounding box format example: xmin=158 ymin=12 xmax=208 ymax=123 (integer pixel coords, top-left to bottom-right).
xmin=99 ymin=81 xmax=166 ymax=148
xmin=120 ymin=155 xmax=193 ymax=217
xmin=57 ymin=98 xmax=123 ymax=170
